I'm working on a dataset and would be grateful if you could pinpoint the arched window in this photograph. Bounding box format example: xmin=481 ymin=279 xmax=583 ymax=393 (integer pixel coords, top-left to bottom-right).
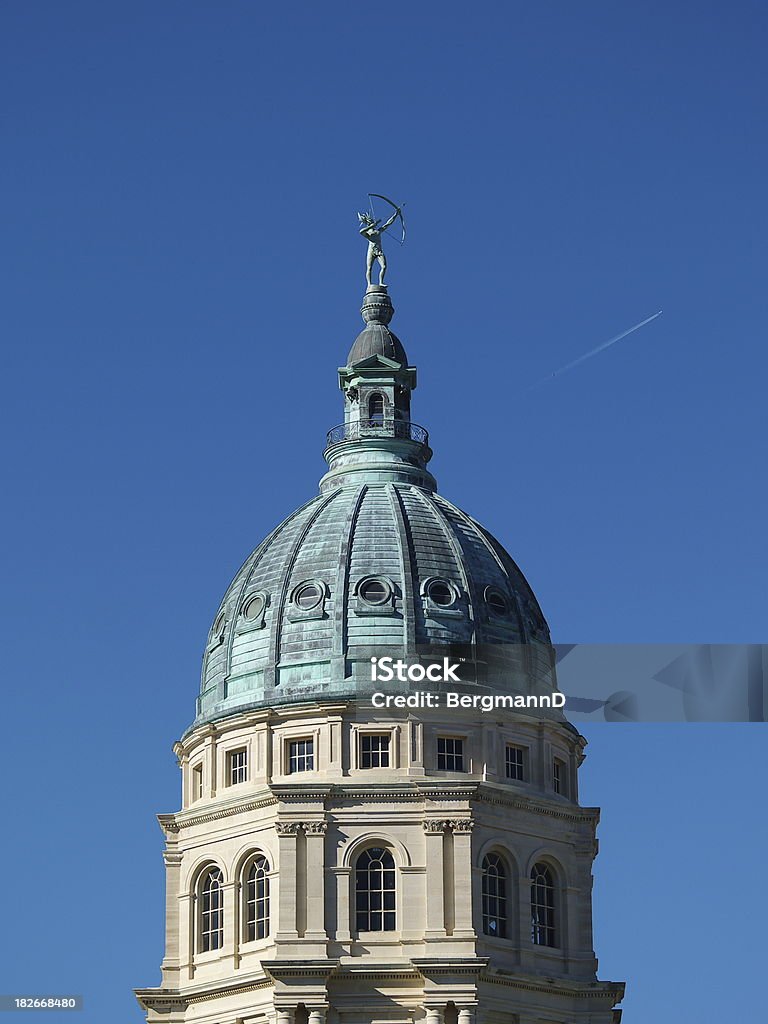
xmin=245 ymin=855 xmax=270 ymax=941
xmin=368 ymin=392 xmax=384 ymax=425
xmin=355 ymin=847 xmax=396 ymax=932
xmin=200 ymin=867 xmax=224 ymax=951
xmin=482 ymin=853 xmax=507 ymax=938
xmin=530 ymin=862 xmax=556 ymax=946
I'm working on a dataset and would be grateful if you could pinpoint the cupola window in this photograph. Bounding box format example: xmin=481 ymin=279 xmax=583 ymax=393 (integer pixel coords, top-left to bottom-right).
xmin=368 ymin=392 xmax=384 ymax=424
xmin=288 ymin=738 xmax=314 ymax=773
xmin=553 ymin=757 xmax=567 ymax=795
xmin=437 ymin=736 xmax=465 ymax=771
xmin=228 ymin=748 xmax=248 ymax=786
xmin=360 ymin=733 xmax=391 ymax=768
xmin=531 ymin=863 xmax=557 ymax=947
xmin=505 ymin=744 xmax=526 ymax=781
xmin=355 ymin=847 xmax=396 ymax=932
xmin=482 ymin=853 xmax=507 ymax=938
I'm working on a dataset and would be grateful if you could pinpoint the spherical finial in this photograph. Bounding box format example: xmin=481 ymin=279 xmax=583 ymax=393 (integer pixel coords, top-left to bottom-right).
xmin=361 ymin=285 xmax=394 ymax=326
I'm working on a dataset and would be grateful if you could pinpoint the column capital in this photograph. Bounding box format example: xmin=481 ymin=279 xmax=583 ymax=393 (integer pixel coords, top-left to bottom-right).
xmin=423 ymin=819 xmax=450 ymax=834
xmin=304 ymin=821 xmax=328 ymax=835
xmin=275 ymin=821 xmax=303 ymax=836
xmin=449 ymin=818 xmax=474 ymax=833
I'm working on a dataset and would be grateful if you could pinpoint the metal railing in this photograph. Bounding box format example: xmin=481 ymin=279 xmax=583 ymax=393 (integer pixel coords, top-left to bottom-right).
xmin=326 ymin=420 xmax=429 ymax=447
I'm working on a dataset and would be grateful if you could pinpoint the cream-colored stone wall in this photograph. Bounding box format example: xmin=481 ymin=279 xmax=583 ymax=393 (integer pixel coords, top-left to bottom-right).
xmin=136 ymin=702 xmax=623 ymax=1024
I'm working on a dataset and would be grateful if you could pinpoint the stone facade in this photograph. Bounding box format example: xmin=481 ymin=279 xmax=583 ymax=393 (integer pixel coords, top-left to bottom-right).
xmin=135 ymin=283 xmax=624 ymax=1024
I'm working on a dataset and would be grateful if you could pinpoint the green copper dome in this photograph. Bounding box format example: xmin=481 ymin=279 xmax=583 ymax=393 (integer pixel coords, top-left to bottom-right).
xmin=192 ymin=286 xmax=552 ymax=729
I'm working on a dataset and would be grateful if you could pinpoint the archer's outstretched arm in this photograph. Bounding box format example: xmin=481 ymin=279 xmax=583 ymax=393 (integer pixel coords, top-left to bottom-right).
xmin=380 ymin=209 xmax=400 ymax=231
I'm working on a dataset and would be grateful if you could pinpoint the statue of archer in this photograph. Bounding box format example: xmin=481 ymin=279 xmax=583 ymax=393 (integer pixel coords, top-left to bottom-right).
xmin=357 ymin=195 xmax=404 ymax=288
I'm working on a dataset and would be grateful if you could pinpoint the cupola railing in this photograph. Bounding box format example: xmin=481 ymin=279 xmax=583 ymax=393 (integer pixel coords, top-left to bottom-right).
xmin=326 ymin=420 xmax=429 ymax=447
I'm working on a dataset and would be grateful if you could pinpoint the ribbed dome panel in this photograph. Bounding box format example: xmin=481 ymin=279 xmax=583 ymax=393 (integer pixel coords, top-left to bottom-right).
xmin=194 ymin=483 xmax=550 ymax=728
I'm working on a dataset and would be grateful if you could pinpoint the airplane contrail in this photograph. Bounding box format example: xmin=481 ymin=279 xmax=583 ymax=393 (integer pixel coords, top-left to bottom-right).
xmin=527 ymin=310 xmax=663 ymax=391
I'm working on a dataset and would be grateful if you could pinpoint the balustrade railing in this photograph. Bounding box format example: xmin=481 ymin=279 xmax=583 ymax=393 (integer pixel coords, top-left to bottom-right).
xmin=325 ymin=420 xmax=429 ymax=447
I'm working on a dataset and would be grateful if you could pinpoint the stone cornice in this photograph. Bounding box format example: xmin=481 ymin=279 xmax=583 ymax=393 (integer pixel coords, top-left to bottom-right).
xmin=481 ymin=971 xmax=625 ymax=1001
xmin=136 ymin=965 xmax=624 ymax=1009
xmin=136 ymin=973 xmax=275 ymax=1011
xmin=157 ymin=779 xmax=599 ymax=835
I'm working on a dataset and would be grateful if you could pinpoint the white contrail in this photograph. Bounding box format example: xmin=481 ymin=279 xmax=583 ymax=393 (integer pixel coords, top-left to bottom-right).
xmin=528 ymin=310 xmax=663 ymax=390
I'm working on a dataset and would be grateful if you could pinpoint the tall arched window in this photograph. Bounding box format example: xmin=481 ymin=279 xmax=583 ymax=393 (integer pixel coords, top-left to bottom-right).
xmin=200 ymin=867 xmax=224 ymax=951
xmin=368 ymin=392 xmax=384 ymax=425
xmin=245 ymin=855 xmax=270 ymax=941
xmin=355 ymin=847 xmax=396 ymax=932
xmin=530 ymin=862 xmax=556 ymax=947
xmin=481 ymin=853 xmax=507 ymax=938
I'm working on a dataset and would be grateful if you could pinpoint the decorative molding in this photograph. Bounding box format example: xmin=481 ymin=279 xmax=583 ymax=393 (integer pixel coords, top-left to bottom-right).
xmin=173 ymin=793 xmax=279 ymax=829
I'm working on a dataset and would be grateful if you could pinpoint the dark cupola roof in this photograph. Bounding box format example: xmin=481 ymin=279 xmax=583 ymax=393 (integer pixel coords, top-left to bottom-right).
xmin=347 ymin=322 xmax=408 ymax=365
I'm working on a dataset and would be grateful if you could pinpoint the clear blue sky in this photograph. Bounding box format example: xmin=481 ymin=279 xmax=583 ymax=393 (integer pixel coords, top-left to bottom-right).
xmin=1 ymin=3 xmax=766 ymax=1021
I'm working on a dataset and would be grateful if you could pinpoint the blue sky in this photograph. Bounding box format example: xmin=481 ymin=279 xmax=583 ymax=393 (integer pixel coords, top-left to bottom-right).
xmin=1 ymin=3 xmax=766 ymax=1021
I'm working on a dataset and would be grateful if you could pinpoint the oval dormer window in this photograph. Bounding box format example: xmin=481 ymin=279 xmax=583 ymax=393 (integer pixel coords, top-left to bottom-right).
xmin=359 ymin=577 xmax=390 ymax=605
xmin=243 ymin=593 xmax=266 ymax=622
xmin=368 ymin=392 xmax=384 ymax=425
xmin=294 ymin=582 xmax=323 ymax=610
xmin=427 ymin=579 xmax=455 ymax=607
xmin=485 ymin=586 xmax=510 ymax=617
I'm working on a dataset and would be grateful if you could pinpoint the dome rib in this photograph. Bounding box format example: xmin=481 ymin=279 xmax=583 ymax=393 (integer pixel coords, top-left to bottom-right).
xmin=386 ymin=483 xmax=417 ymax=654
xmin=420 ymin=489 xmax=479 ymax=639
xmin=332 ymin=484 xmax=367 ymax=660
xmin=269 ymin=489 xmax=340 ymax=684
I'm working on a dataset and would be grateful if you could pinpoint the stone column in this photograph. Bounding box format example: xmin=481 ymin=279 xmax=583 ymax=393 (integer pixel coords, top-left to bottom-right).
xmin=308 ymin=1008 xmax=327 ymax=1024
xmin=275 ymin=1009 xmax=295 ymax=1024
xmin=222 ymin=880 xmax=237 ymax=955
xmin=457 ymin=1006 xmax=476 ymax=1024
xmin=450 ymin=819 xmax=475 ymax=937
xmin=424 ymin=1007 xmax=444 ymax=1024
xmin=160 ymin=849 xmax=183 ymax=985
xmin=423 ymin=820 xmax=448 ymax=937
xmin=304 ymin=821 xmax=328 ymax=940
xmin=275 ymin=823 xmax=302 ymax=940
xmin=333 ymin=866 xmax=352 ymax=942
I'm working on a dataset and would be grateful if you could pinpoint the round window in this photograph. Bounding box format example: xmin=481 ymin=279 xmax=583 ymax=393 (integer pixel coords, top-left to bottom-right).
xmin=243 ymin=593 xmax=265 ymax=621
xmin=295 ymin=582 xmax=323 ymax=610
xmin=359 ymin=578 xmax=389 ymax=605
xmin=486 ymin=588 xmax=509 ymax=617
xmin=213 ymin=612 xmax=226 ymax=636
xmin=427 ymin=579 xmax=454 ymax=607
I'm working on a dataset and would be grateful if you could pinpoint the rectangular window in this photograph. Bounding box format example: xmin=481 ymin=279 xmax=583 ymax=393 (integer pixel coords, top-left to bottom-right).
xmin=288 ymin=738 xmax=314 ymax=773
xmin=229 ymin=748 xmax=248 ymax=786
xmin=360 ymin=733 xmax=391 ymax=769
xmin=505 ymin=744 xmax=525 ymax=781
xmin=192 ymin=763 xmax=204 ymax=800
xmin=437 ymin=736 xmax=465 ymax=772
xmin=553 ymin=757 xmax=566 ymax=795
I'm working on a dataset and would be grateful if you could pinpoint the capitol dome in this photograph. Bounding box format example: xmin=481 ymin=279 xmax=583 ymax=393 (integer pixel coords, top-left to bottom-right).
xmin=194 ymin=285 xmax=553 ymax=729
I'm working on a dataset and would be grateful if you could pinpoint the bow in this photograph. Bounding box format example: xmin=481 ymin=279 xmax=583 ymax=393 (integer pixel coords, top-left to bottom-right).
xmin=368 ymin=193 xmax=406 ymax=245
